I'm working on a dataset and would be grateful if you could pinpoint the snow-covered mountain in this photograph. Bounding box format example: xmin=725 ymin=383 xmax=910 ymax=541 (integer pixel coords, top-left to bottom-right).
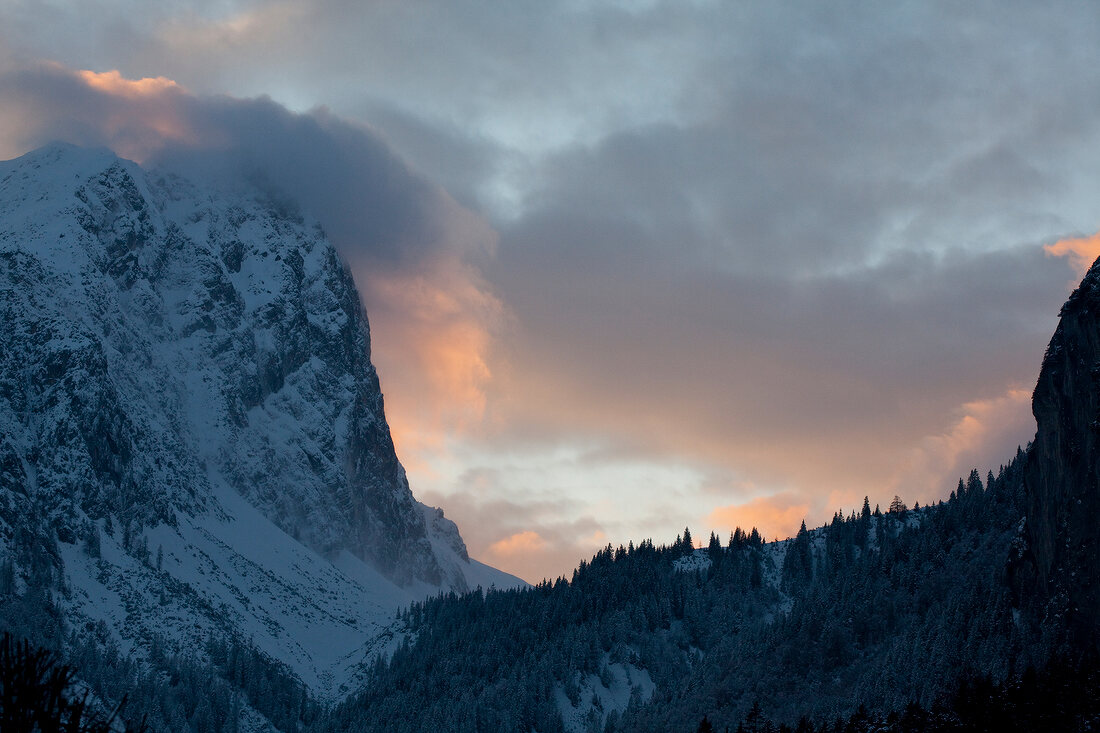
xmin=0 ymin=143 xmax=522 ymax=698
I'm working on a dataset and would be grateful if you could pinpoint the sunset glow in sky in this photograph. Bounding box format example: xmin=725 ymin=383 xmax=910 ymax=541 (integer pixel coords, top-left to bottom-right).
xmin=4 ymin=1 xmax=1100 ymax=582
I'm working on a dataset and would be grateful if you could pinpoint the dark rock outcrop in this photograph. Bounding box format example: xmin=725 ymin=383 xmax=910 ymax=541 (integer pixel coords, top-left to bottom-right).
xmin=1018 ymin=255 xmax=1100 ymax=651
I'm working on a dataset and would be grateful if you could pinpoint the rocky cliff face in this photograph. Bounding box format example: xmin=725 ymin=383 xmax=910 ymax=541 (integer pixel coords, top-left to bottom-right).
xmin=1019 ymin=255 xmax=1100 ymax=650
xmin=0 ymin=143 xmax=467 ymax=588
xmin=0 ymin=143 xmax=531 ymax=700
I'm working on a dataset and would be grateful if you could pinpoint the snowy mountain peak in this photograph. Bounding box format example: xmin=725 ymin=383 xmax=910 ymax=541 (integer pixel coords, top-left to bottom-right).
xmin=0 ymin=144 xmax=522 ymax=697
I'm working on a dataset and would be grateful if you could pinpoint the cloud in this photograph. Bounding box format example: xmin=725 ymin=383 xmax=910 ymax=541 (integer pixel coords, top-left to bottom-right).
xmin=415 ymin=453 xmax=688 ymax=583
xmin=428 ymin=487 xmax=610 ymax=583
xmin=1044 ymin=232 xmax=1100 ymax=278
xmin=887 ymin=387 xmax=1034 ymax=508
xmin=480 ymin=524 xmax=598 ymax=584
xmin=78 ymin=69 xmax=180 ymax=97
xmin=487 ymin=530 xmax=546 ymax=557
xmin=704 ymin=387 xmax=1033 ymax=539
xmin=483 ymin=239 xmax=1066 ymax=501
xmin=368 ymin=258 xmax=503 ymax=464
xmin=0 ymin=62 xmax=201 ymax=162
xmin=707 ymin=493 xmax=811 ymax=544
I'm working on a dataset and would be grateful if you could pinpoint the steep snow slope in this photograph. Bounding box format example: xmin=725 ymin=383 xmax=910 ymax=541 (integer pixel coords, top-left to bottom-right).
xmin=0 ymin=143 xmax=523 ymax=697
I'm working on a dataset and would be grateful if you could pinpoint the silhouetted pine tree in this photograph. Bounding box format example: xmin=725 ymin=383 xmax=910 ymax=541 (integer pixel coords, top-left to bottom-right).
xmin=0 ymin=632 xmax=147 ymax=732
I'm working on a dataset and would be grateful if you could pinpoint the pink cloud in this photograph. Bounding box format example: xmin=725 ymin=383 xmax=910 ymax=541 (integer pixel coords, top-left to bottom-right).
xmin=1044 ymin=232 xmax=1100 ymax=277
xmin=77 ymin=69 xmax=181 ymax=98
xmin=706 ymin=492 xmax=810 ymax=543
xmin=886 ymin=386 xmax=1033 ymax=508
xmin=487 ymin=530 xmax=547 ymax=557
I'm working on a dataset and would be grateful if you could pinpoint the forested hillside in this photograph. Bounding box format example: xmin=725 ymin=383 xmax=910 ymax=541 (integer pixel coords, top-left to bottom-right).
xmin=3 ymin=452 xmax=1092 ymax=732
xmin=313 ymin=254 xmax=1100 ymax=732
xmin=319 ymin=456 xmax=1037 ymax=732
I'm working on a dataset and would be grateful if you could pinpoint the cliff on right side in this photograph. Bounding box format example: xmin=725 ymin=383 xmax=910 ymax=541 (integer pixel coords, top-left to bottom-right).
xmin=1018 ymin=254 xmax=1100 ymax=653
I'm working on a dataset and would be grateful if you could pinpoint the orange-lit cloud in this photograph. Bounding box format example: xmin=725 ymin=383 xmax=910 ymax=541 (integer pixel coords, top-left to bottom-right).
xmin=887 ymin=386 xmax=1032 ymax=507
xmin=478 ymin=525 xmax=613 ymax=582
xmin=77 ymin=68 xmax=200 ymax=160
xmin=704 ymin=384 xmax=1031 ymax=539
xmin=0 ymin=64 xmax=202 ymax=162
xmin=487 ymin=530 xmax=547 ymax=557
xmin=370 ymin=266 xmax=498 ymax=421
xmin=583 ymin=530 xmax=608 ymax=545
xmin=707 ymin=492 xmax=810 ymax=543
xmin=359 ymin=235 xmax=503 ymax=474
xmin=77 ymin=69 xmax=181 ymax=98
xmin=1044 ymin=232 xmax=1100 ymax=277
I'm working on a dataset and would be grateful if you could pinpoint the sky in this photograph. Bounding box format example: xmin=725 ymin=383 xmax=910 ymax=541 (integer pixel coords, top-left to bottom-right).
xmin=3 ymin=1 xmax=1100 ymax=582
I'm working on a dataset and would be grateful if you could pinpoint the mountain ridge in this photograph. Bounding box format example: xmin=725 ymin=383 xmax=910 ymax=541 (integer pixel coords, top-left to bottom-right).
xmin=0 ymin=142 xmax=522 ymax=702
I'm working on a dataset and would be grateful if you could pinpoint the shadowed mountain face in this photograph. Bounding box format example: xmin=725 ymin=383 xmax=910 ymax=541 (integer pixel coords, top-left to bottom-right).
xmin=1019 ymin=255 xmax=1100 ymax=651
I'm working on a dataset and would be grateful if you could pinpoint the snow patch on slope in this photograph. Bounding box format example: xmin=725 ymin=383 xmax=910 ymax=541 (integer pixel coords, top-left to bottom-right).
xmin=672 ymin=548 xmax=713 ymax=574
xmin=59 ymin=474 xmax=418 ymax=700
xmin=555 ymin=653 xmax=655 ymax=733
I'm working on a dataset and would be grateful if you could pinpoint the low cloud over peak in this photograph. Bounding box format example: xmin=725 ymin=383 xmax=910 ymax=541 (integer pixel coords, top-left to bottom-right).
xmin=0 ymin=62 xmax=503 ymax=507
